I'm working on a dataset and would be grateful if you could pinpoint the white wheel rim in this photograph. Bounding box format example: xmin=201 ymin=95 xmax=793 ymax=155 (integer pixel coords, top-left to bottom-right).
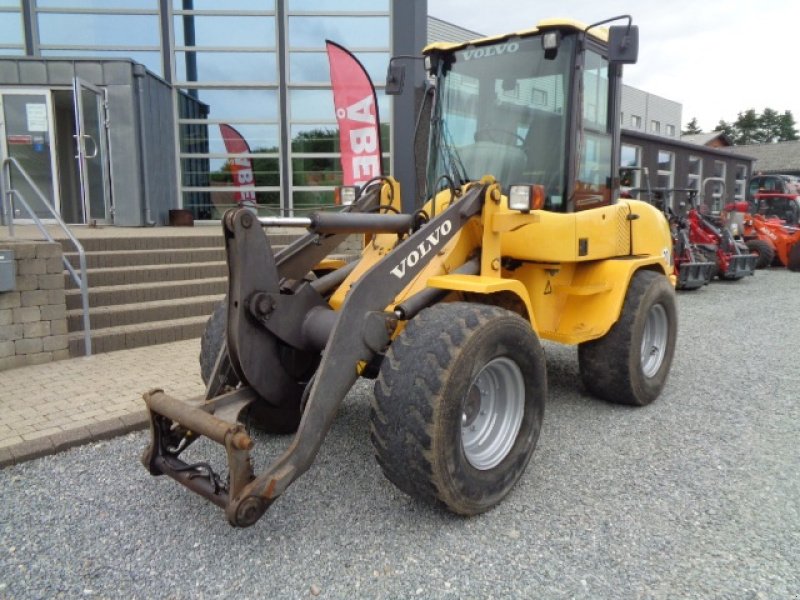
xmin=461 ymin=357 xmax=525 ymax=470
xmin=641 ymin=304 xmax=669 ymax=378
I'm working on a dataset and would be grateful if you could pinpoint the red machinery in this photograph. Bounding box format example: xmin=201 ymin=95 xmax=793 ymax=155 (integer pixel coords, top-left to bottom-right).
xmin=620 ymin=167 xmax=713 ymax=290
xmin=685 ymin=181 xmax=756 ymax=280
xmin=742 ymin=210 xmax=800 ymax=271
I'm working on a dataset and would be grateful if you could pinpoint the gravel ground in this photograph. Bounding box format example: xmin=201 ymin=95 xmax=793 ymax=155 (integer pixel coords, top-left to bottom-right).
xmin=1 ymin=269 xmax=799 ymax=599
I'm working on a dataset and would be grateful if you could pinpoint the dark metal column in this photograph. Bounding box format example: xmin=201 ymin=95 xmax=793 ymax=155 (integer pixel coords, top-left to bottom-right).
xmin=276 ymin=0 xmax=291 ymax=216
xmin=158 ymin=0 xmax=173 ymax=83
xmin=22 ymin=0 xmax=38 ymax=56
xmin=391 ymin=0 xmax=427 ymax=213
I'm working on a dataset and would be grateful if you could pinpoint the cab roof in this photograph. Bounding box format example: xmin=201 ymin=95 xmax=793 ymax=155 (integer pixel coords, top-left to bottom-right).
xmin=423 ymin=18 xmax=609 ymax=54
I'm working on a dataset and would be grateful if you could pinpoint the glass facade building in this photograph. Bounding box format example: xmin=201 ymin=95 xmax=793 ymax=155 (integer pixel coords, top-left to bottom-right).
xmin=0 ymin=0 xmax=425 ymax=221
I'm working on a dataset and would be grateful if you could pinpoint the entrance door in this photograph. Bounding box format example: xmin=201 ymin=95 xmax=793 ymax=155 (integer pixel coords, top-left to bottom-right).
xmin=0 ymin=90 xmax=61 ymax=221
xmin=73 ymin=78 xmax=112 ymax=224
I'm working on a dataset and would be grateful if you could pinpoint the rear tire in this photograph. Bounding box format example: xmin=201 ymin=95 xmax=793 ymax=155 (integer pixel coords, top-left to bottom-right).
xmin=745 ymin=239 xmax=775 ymax=270
xmin=578 ymin=270 xmax=677 ymax=406
xmin=371 ymin=303 xmax=546 ymax=515
xmin=788 ymin=242 xmax=800 ymax=272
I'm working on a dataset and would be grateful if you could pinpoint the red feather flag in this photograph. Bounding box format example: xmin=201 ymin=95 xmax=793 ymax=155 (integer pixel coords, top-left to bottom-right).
xmin=219 ymin=123 xmax=257 ymax=210
xmin=325 ymin=40 xmax=383 ymax=188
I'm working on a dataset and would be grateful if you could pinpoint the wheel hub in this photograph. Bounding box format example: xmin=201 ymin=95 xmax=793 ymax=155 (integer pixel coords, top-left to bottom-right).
xmin=461 ymin=357 xmax=525 ymax=470
xmin=641 ymin=303 xmax=668 ymax=378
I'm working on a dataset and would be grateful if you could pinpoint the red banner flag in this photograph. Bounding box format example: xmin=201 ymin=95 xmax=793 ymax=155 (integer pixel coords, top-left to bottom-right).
xmin=219 ymin=124 xmax=257 ymax=209
xmin=325 ymin=40 xmax=383 ymax=187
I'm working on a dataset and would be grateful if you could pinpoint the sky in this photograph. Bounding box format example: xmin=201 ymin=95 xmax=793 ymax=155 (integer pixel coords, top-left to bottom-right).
xmin=427 ymin=0 xmax=800 ymax=133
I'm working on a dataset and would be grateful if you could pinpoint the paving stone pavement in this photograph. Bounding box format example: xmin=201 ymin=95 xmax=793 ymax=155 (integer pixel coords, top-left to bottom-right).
xmin=0 ymin=339 xmax=205 ymax=467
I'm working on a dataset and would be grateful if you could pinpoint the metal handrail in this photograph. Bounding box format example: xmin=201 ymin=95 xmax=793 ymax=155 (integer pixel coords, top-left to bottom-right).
xmin=1 ymin=157 xmax=92 ymax=356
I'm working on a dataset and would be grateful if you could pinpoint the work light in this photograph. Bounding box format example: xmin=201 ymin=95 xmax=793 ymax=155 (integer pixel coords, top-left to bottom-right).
xmin=508 ymin=185 xmax=545 ymax=212
xmin=335 ymin=186 xmax=359 ymax=206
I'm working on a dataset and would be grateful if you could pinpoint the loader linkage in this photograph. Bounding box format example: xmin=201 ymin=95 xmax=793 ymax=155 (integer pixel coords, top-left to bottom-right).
xmin=142 ymin=183 xmax=487 ymax=527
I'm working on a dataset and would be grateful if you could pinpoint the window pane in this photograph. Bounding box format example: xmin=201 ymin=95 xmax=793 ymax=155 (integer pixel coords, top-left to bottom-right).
xmin=174 ymin=15 xmax=275 ymax=47
xmin=289 ymin=51 xmax=388 ymax=84
xmin=292 ymin=157 xmax=342 ymax=186
xmin=290 ymin=89 xmax=334 ymax=121
xmin=582 ymin=50 xmax=608 ymax=131
xmin=288 ymin=16 xmax=389 ymax=48
xmin=619 ymin=144 xmax=640 ymax=190
xmin=39 ymin=13 xmax=159 ymax=46
xmin=289 ymin=89 xmax=390 ymax=123
xmin=176 ymin=51 xmax=277 ymax=83
xmin=291 ymin=123 xmax=389 ymax=154
xmin=620 ymin=144 xmax=639 ymax=168
xmin=188 ymin=88 xmax=278 ymax=120
xmin=180 ymin=123 xmax=279 ymax=154
xmin=657 ymin=151 xmax=673 ymax=172
xmin=183 ymin=190 xmax=280 ymax=220
xmin=0 ymin=11 xmax=24 ymax=44
xmin=174 ymin=0 xmax=274 ymax=9
xmin=38 ymin=0 xmax=156 ymax=7
xmin=288 ymin=0 xmax=389 ymax=10
xmin=41 ymin=49 xmax=162 ymax=74
xmin=292 ymin=189 xmax=336 ymax=213
xmin=182 ymin=156 xmax=279 ymax=187
xmin=291 ymin=124 xmax=338 ymax=152
xmin=687 ymin=155 xmax=701 ymax=176
xmin=656 ymin=174 xmax=672 ymax=189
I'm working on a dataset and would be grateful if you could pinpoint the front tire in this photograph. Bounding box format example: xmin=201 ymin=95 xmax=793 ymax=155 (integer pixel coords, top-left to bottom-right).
xmin=578 ymin=270 xmax=677 ymax=406
xmin=788 ymin=242 xmax=800 ymax=272
xmin=745 ymin=239 xmax=775 ymax=270
xmin=371 ymin=303 xmax=546 ymax=515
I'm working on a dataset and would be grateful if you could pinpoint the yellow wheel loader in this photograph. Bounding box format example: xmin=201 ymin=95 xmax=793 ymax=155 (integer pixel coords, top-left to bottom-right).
xmin=142 ymin=16 xmax=678 ymax=527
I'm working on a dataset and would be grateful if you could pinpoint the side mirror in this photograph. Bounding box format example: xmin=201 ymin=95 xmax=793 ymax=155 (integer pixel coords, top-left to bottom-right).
xmin=385 ymin=63 xmax=406 ymax=95
xmin=608 ymin=25 xmax=639 ymax=64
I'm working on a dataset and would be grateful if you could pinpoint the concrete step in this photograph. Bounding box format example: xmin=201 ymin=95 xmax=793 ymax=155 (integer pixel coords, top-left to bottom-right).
xmin=65 ymin=277 xmax=227 ymax=310
xmin=60 ymin=234 xmax=224 ymax=253
xmin=63 ymin=246 xmax=227 ymax=269
xmin=64 ymin=261 xmax=227 ymax=288
xmin=57 ymin=231 xmax=301 ymax=253
xmin=67 ymin=294 xmax=223 ymax=332
xmin=68 ymin=315 xmax=208 ymax=356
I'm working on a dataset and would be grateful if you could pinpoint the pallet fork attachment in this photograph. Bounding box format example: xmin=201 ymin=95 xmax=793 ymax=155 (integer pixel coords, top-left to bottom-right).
xmin=142 ymin=184 xmax=487 ymax=527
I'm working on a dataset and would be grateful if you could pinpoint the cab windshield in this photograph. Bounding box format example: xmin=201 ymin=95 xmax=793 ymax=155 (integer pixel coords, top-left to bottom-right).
xmin=430 ymin=34 xmax=575 ymax=210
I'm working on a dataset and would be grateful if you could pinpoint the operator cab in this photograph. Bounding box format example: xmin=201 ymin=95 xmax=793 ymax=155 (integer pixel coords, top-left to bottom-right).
xmin=421 ymin=18 xmax=637 ymax=213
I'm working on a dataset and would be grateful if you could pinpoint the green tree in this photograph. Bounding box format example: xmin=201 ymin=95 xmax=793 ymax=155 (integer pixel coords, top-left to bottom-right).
xmin=683 ymin=117 xmax=702 ymax=135
xmin=734 ymin=109 xmax=760 ymax=145
xmin=777 ymin=110 xmax=799 ymax=141
xmin=714 ymin=119 xmax=735 ymax=139
xmin=713 ymin=108 xmax=798 ymax=144
xmin=757 ymin=108 xmax=781 ymax=143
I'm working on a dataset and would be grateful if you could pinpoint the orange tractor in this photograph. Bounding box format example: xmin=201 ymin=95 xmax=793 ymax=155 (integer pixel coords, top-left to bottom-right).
xmin=741 ymin=204 xmax=800 ymax=271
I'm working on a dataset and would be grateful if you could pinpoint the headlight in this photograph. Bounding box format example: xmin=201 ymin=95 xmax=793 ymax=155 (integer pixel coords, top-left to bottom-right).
xmin=335 ymin=186 xmax=359 ymax=206
xmin=508 ymin=185 xmax=545 ymax=212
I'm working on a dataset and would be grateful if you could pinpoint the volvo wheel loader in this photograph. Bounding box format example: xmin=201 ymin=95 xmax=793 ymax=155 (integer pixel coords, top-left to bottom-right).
xmin=142 ymin=17 xmax=678 ymax=527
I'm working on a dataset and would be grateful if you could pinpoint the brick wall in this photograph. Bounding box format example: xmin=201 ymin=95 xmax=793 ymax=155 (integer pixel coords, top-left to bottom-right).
xmin=0 ymin=240 xmax=69 ymax=371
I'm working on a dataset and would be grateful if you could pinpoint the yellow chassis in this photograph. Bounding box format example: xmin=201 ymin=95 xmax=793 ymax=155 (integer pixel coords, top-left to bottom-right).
xmin=330 ymin=177 xmax=674 ymax=346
